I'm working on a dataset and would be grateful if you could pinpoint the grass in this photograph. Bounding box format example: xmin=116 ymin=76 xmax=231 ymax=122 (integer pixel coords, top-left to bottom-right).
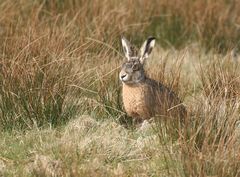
xmin=1 ymin=0 xmax=240 ymax=176
xmin=0 ymin=116 xmax=171 ymax=176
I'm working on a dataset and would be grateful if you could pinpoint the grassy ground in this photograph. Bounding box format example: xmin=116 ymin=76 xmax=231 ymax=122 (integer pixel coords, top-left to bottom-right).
xmin=1 ymin=0 xmax=240 ymax=176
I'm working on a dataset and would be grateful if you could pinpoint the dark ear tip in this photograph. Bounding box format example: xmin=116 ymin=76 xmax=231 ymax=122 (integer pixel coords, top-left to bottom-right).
xmin=147 ymin=36 xmax=156 ymax=41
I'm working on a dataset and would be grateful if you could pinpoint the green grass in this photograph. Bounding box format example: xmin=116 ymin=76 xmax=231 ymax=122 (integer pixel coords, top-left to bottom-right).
xmin=0 ymin=116 xmax=178 ymax=176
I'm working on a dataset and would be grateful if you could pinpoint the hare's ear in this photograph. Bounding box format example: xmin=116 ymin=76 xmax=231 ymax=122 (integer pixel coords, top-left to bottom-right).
xmin=139 ymin=37 xmax=156 ymax=64
xmin=121 ymin=36 xmax=132 ymax=61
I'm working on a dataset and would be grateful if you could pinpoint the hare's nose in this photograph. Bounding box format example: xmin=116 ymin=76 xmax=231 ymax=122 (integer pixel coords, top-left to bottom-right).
xmin=121 ymin=74 xmax=127 ymax=79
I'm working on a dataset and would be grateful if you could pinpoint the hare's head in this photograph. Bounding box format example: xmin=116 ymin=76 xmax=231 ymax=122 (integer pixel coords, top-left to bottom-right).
xmin=119 ymin=36 xmax=156 ymax=84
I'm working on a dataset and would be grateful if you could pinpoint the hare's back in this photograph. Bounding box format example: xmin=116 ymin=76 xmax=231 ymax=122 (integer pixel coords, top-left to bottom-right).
xmin=146 ymin=79 xmax=186 ymax=118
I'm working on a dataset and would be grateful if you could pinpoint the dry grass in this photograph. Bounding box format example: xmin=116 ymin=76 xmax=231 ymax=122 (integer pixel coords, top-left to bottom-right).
xmin=1 ymin=0 xmax=240 ymax=176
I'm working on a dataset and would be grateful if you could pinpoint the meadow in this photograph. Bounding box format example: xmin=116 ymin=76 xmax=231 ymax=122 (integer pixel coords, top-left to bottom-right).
xmin=1 ymin=0 xmax=240 ymax=176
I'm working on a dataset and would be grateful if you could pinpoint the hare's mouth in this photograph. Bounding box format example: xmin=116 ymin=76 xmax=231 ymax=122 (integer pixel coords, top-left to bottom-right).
xmin=120 ymin=74 xmax=130 ymax=82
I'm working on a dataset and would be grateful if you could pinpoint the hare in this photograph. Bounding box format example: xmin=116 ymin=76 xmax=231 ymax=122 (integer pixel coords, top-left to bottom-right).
xmin=119 ymin=36 xmax=187 ymax=123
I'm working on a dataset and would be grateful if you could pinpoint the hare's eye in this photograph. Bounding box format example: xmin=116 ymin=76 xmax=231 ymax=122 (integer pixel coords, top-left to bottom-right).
xmin=132 ymin=64 xmax=138 ymax=70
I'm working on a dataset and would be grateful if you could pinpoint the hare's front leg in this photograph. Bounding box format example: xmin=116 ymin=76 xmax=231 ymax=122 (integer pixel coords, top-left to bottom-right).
xmin=133 ymin=117 xmax=144 ymax=125
xmin=133 ymin=117 xmax=153 ymax=130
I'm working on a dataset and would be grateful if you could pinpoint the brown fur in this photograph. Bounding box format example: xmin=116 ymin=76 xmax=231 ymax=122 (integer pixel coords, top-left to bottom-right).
xmin=120 ymin=36 xmax=187 ymax=122
xmin=122 ymin=78 xmax=186 ymax=121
